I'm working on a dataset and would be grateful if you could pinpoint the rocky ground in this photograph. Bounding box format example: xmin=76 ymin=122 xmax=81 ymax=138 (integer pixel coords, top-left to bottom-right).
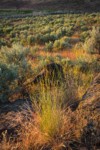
xmin=0 ymin=64 xmax=100 ymax=149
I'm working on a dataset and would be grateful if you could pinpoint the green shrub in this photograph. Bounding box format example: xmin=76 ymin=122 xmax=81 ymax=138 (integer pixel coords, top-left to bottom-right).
xmin=66 ymin=26 xmax=74 ymax=36
xmin=83 ymin=27 xmax=100 ymax=54
xmin=15 ymin=24 xmax=30 ymax=31
xmin=42 ymin=26 xmax=51 ymax=34
xmin=53 ymin=37 xmax=71 ymax=51
xmin=61 ymin=58 xmax=73 ymax=68
xmin=40 ymin=34 xmax=50 ymax=44
xmin=0 ymin=28 xmax=4 ymax=35
xmin=0 ymin=44 xmax=32 ymax=103
xmin=91 ymin=59 xmax=100 ymax=73
xmin=53 ymin=40 xmax=60 ymax=50
xmin=50 ymin=32 xmax=58 ymax=42
xmin=60 ymin=37 xmax=71 ymax=49
xmin=30 ymin=45 xmax=39 ymax=56
xmin=80 ymin=26 xmax=88 ymax=32
xmin=35 ymin=34 xmax=44 ymax=44
xmin=10 ymin=31 xmax=16 ymax=38
xmin=76 ymin=58 xmax=90 ymax=73
xmin=45 ymin=41 xmax=53 ymax=52
xmin=0 ymin=39 xmax=6 ymax=48
xmin=0 ymin=63 xmax=18 ymax=102
xmin=3 ymin=27 xmax=13 ymax=34
xmin=80 ymin=31 xmax=89 ymax=41
xmin=56 ymin=28 xmax=66 ymax=38
xmin=27 ymin=35 xmax=35 ymax=45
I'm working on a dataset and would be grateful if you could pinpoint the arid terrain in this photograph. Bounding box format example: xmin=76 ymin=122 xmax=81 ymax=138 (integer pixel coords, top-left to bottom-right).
xmin=0 ymin=0 xmax=100 ymax=12
xmin=0 ymin=1 xmax=100 ymax=150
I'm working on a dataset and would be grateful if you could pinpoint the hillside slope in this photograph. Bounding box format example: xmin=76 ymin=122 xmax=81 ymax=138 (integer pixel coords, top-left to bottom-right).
xmin=0 ymin=0 xmax=100 ymax=12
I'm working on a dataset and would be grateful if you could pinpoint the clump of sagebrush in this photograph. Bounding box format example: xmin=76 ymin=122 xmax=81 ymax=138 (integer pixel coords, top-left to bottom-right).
xmin=45 ymin=41 xmax=53 ymax=52
xmin=27 ymin=35 xmax=35 ymax=45
xmin=0 ymin=44 xmax=32 ymax=103
xmin=53 ymin=37 xmax=71 ymax=51
xmin=83 ymin=27 xmax=100 ymax=54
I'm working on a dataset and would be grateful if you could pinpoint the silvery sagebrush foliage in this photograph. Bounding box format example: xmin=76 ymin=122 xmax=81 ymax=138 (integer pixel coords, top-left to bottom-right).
xmin=0 ymin=44 xmax=32 ymax=103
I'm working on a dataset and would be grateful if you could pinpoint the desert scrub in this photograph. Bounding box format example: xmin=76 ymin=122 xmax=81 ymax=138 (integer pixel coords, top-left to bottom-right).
xmin=42 ymin=26 xmax=51 ymax=34
xmin=61 ymin=59 xmax=93 ymax=99
xmin=50 ymin=32 xmax=58 ymax=42
xmin=53 ymin=37 xmax=71 ymax=51
xmin=45 ymin=41 xmax=53 ymax=52
xmin=0 ymin=44 xmax=32 ymax=103
xmin=91 ymin=59 xmax=100 ymax=73
xmin=27 ymin=35 xmax=35 ymax=45
xmin=0 ymin=39 xmax=6 ymax=48
xmin=76 ymin=58 xmax=90 ymax=73
xmin=83 ymin=27 xmax=100 ymax=54
xmin=80 ymin=31 xmax=90 ymax=42
xmin=30 ymin=45 xmax=39 ymax=56
xmin=3 ymin=26 xmax=13 ymax=34
xmin=0 ymin=13 xmax=99 ymax=48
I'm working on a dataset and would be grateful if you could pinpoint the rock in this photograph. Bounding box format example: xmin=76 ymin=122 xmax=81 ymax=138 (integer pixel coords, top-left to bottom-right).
xmin=79 ymin=73 xmax=100 ymax=111
xmin=33 ymin=63 xmax=64 ymax=85
xmin=78 ymin=73 xmax=100 ymax=149
xmin=0 ymin=98 xmax=33 ymax=141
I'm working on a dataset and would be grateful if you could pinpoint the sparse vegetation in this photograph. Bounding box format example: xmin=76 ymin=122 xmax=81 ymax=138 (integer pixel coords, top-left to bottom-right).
xmin=0 ymin=44 xmax=32 ymax=102
xmin=0 ymin=9 xmax=100 ymax=150
xmin=83 ymin=27 xmax=100 ymax=54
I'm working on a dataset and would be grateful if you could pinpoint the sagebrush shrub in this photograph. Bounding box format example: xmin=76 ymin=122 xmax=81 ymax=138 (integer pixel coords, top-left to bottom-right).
xmin=0 ymin=44 xmax=32 ymax=103
xmin=45 ymin=41 xmax=53 ymax=52
xmin=0 ymin=39 xmax=6 ymax=48
xmin=83 ymin=27 xmax=100 ymax=54
xmin=27 ymin=35 xmax=35 ymax=45
xmin=3 ymin=27 xmax=13 ymax=34
xmin=53 ymin=37 xmax=71 ymax=51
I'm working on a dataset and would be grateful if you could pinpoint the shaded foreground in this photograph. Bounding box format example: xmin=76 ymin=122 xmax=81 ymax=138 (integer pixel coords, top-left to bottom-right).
xmin=0 ymin=70 xmax=100 ymax=150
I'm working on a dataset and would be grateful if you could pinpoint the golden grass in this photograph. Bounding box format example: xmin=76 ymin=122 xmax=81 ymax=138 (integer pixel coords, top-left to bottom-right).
xmin=0 ymin=78 xmax=91 ymax=150
xmin=0 ymin=108 xmax=88 ymax=150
